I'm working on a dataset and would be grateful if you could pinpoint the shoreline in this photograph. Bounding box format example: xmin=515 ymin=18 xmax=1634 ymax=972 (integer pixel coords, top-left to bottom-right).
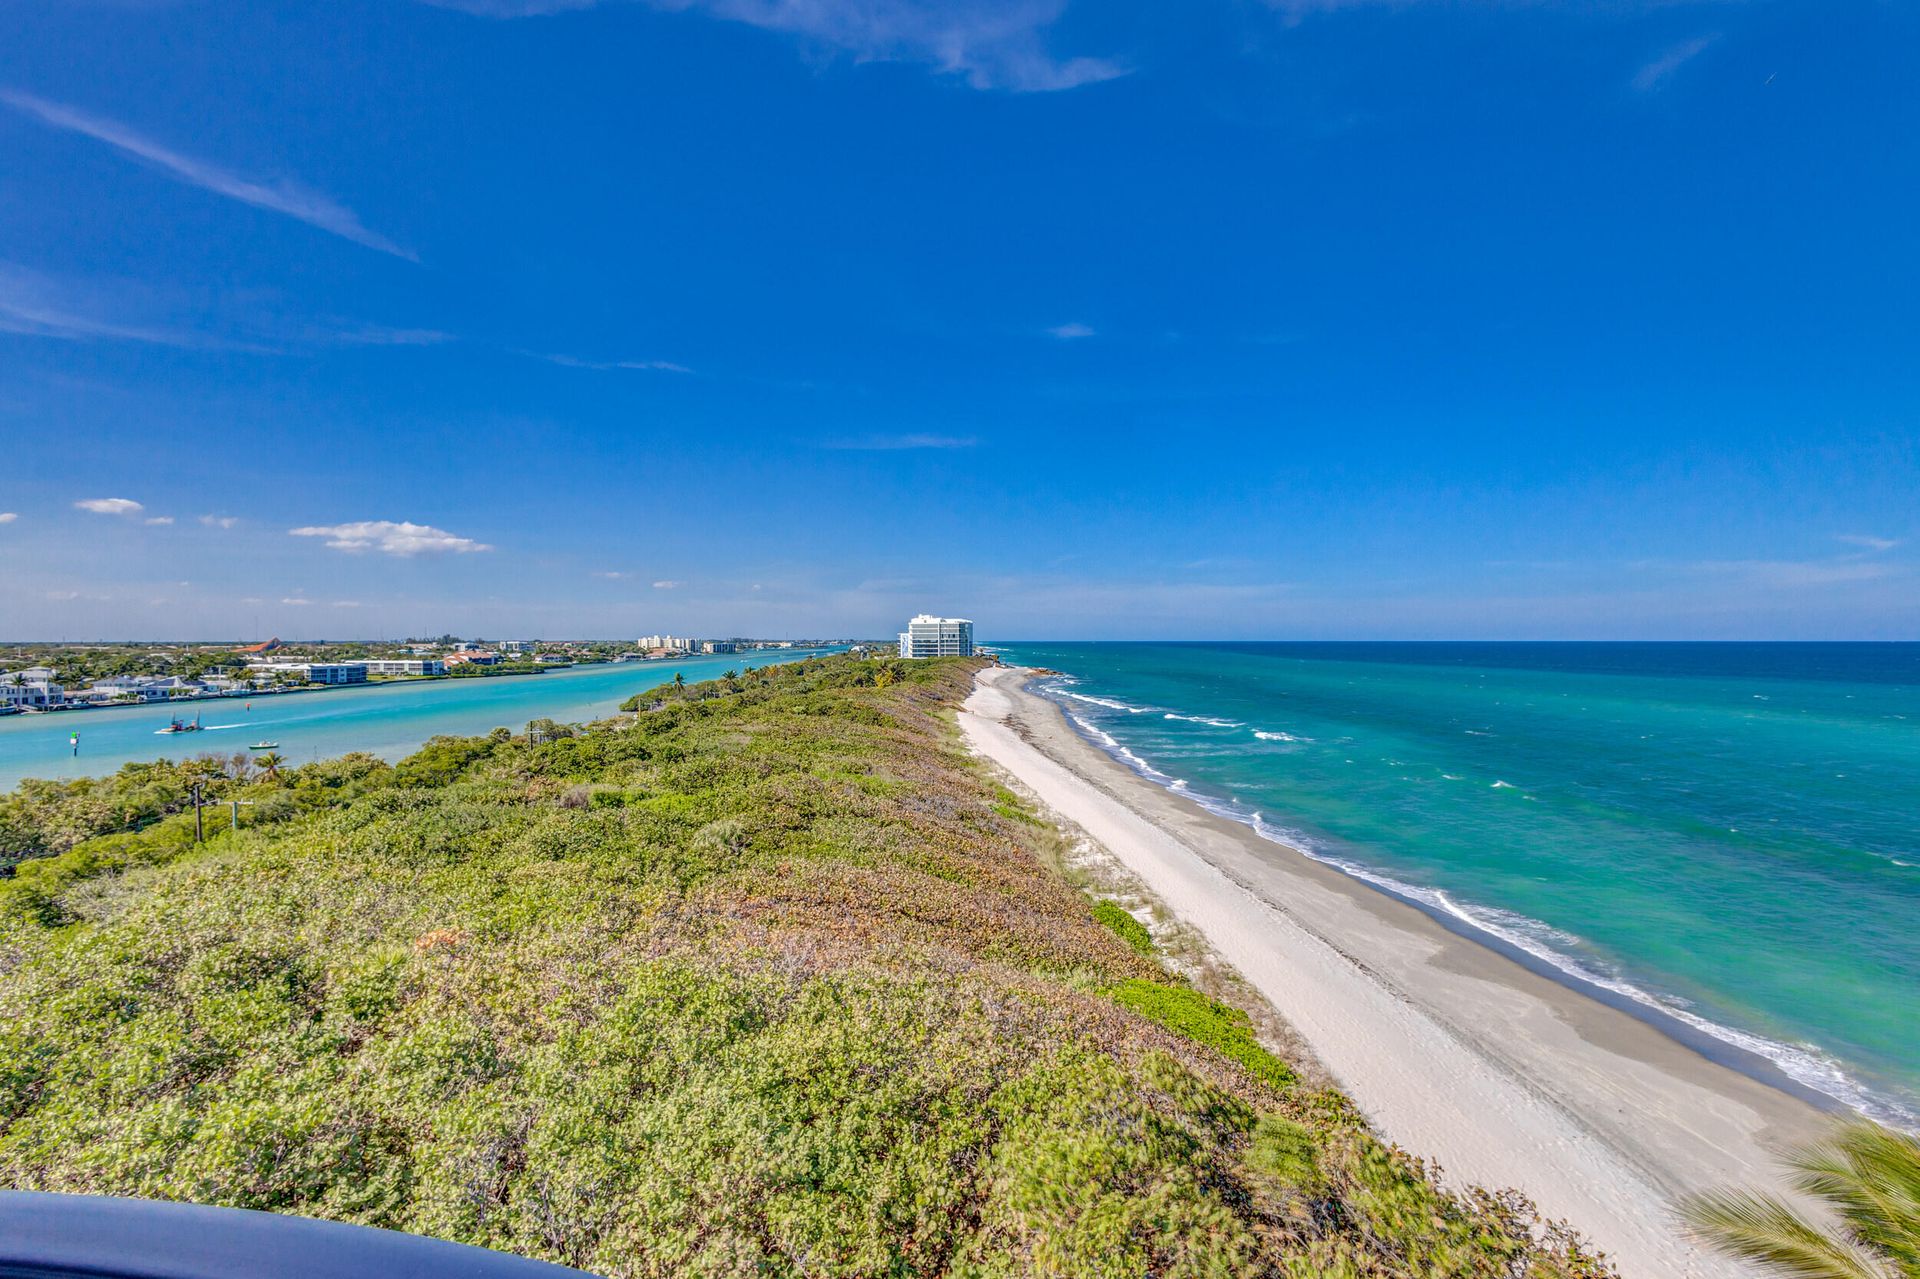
xmin=961 ymin=663 xmax=1831 ymax=1279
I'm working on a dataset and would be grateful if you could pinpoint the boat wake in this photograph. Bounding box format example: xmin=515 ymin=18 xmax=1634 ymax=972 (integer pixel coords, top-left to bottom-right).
xmin=152 ymin=723 xmax=247 ymax=736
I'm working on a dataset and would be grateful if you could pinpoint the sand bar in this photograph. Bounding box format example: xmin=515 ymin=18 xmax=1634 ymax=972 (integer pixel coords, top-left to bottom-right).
xmin=961 ymin=664 xmax=1833 ymax=1279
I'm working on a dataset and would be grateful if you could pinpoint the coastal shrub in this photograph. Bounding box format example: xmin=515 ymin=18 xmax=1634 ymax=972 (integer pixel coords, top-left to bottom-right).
xmin=1110 ymin=977 xmax=1297 ymax=1091
xmin=1090 ymin=898 xmax=1157 ymax=956
xmin=0 ymin=653 xmax=1608 ymax=1277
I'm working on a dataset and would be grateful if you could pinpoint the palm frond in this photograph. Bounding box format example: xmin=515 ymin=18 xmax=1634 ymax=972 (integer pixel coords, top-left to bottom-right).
xmin=1681 ymin=1188 xmax=1888 ymax=1279
xmin=1789 ymin=1124 xmax=1920 ymax=1276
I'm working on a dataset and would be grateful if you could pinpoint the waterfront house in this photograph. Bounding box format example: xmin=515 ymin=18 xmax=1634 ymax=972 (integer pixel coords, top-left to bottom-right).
xmin=0 ymin=672 xmax=66 ymax=708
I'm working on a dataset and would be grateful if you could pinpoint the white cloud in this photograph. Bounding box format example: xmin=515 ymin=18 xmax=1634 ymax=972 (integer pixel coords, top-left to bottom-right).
xmin=652 ymin=579 xmax=683 ymax=589
xmin=823 ymin=433 xmax=978 ymax=450
xmin=426 ymin=0 xmax=1126 ymax=93
xmin=282 ymin=597 xmax=314 ymax=606
xmin=0 ymin=512 xmax=16 ymax=524
xmin=75 ymin=497 xmax=144 ymax=516
xmin=144 ymin=516 xmax=175 ymax=526
xmin=594 ymin=570 xmax=629 ymax=579
xmin=1633 ymin=34 xmax=1718 ymax=93
xmin=288 ymin=519 xmax=493 ymax=555
xmin=200 ymin=514 xmax=240 ymax=529
xmin=1 ymin=91 xmax=413 ymax=259
xmin=333 ymin=600 xmax=362 ymax=608
xmin=1836 ymin=534 xmax=1899 ymax=552
xmin=1048 ymin=321 xmax=1096 ymax=339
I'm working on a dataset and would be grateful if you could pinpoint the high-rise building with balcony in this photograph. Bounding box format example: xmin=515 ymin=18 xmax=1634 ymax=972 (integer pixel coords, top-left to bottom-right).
xmin=898 ymin=615 xmax=974 ymax=658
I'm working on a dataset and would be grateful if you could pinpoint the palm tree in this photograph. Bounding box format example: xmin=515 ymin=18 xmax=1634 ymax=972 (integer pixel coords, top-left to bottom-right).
xmin=672 ymin=672 xmax=686 ymax=695
xmin=253 ymin=752 xmax=284 ymax=780
xmin=1682 ymin=1122 xmax=1920 ymax=1279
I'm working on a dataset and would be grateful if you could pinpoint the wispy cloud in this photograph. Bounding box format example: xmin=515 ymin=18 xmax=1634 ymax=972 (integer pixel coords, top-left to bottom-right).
xmin=200 ymin=514 xmax=240 ymax=529
xmin=1047 ymin=321 xmax=1096 ymax=339
xmin=0 ymin=513 xmax=17 ymax=525
xmin=823 ymin=433 xmax=979 ymax=450
xmin=0 ymin=262 xmax=203 ymax=347
xmin=427 ymin=0 xmax=1126 ymax=93
xmin=1836 ymin=533 xmax=1899 ymax=552
xmin=652 ymin=579 xmax=683 ymax=589
xmin=1662 ymin=558 xmax=1900 ymax=589
xmin=143 ymin=516 xmax=175 ymax=526
xmin=526 ymin=351 xmax=693 ymax=373
xmin=1632 ymin=34 xmax=1718 ymax=92
xmin=0 ymin=264 xmax=447 ymax=351
xmin=1 ymin=90 xmax=413 ymax=259
xmin=331 ymin=325 xmax=456 ymax=347
xmin=594 ymin=570 xmax=629 ymax=579
xmin=289 ymin=519 xmax=493 ymax=555
xmin=74 ymin=497 xmax=144 ymax=516
xmin=281 ymin=596 xmax=314 ymax=606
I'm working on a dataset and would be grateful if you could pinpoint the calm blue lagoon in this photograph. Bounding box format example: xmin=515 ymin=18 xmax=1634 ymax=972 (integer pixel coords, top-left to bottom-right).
xmin=0 ymin=649 xmax=836 ymax=792
xmin=998 ymin=641 xmax=1920 ymax=1125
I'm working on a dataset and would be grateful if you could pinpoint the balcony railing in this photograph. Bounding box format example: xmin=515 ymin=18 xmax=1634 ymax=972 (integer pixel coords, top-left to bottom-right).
xmin=0 ymin=1192 xmax=596 ymax=1279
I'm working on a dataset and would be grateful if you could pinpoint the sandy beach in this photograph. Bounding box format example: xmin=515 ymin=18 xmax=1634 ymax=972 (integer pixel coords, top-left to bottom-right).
xmin=961 ymin=664 xmax=1834 ymax=1279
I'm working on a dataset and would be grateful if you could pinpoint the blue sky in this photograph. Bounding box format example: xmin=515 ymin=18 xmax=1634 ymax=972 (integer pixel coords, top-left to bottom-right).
xmin=0 ymin=0 xmax=1914 ymax=641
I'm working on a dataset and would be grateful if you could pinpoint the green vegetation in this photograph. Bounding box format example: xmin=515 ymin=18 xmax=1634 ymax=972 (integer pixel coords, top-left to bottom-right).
xmin=0 ymin=654 xmax=1610 ymax=1277
xmin=1110 ymin=977 xmax=1297 ymax=1091
xmin=1682 ymin=1121 xmax=1920 ymax=1279
xmin=1090 ymin=898 xmax=1156 ymax=956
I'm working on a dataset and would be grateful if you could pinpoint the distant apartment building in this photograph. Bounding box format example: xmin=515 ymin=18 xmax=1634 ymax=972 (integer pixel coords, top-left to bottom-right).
xmin=363 ymin=658 xmax=448 ymax=678
xmin=248 ymin=661 xmax=369 ymax=685
xmin=499 ymin=640 xmax=536 ymax=654
xmin=638 ymin=635 xmax=699 ymax=652
xmin=701 ymin=640 xmax=737 ymax=654
xmin=898 ymin=615 xmax=975 ymax=659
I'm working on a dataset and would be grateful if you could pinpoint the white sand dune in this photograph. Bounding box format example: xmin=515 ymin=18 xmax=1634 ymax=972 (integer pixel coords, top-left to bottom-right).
xmin=961 ymin=664 xmax=1830 ymax=1279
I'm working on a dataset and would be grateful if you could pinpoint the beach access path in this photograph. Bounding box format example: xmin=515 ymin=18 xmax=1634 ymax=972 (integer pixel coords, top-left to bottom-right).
xmin=960 ymin=663 xmax=1832 ymax=1279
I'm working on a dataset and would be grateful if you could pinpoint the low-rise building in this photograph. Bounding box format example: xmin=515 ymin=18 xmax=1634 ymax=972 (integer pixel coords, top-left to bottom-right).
xmin=363 ymin=658 xmax=448 ymax=678
xmin=0 ymin=675 xmax=65 ymax=709
xmin=248 ymin=661 xmax=369 ymax=685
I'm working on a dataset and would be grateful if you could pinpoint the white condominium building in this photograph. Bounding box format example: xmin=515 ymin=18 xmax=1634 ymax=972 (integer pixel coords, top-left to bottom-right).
xmin=898 ymin=615 xmax=974 ymax=659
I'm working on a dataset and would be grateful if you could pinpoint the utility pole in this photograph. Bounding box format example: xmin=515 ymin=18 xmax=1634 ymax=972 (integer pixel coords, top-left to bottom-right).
xmin=191 ymin=783 xmax=205 ymax=843
xmin=229 ymin=799 xmax=255 ymax=830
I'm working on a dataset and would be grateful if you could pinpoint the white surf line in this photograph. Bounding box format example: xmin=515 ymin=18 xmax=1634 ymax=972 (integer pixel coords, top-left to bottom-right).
xmin=960 ymin=671 xmax=1748 ymax=1279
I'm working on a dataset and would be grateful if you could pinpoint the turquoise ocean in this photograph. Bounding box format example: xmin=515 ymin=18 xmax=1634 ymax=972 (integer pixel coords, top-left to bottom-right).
xmin=997 ymin=642 xmax=1920 ymax=1126
xmin=0 ymin=649 xmax=835 ymax=793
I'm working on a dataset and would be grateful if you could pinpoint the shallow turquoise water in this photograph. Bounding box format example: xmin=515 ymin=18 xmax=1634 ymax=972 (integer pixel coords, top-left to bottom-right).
xmin=0 ymin=650 xmax=835 ymax=791
xmin=998 ymin=642 xmax=1920 ymax=1125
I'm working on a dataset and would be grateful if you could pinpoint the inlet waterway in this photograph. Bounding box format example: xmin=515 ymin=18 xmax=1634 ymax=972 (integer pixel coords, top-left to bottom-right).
xmin=0 ymin=649 xmax=836 ymax=791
